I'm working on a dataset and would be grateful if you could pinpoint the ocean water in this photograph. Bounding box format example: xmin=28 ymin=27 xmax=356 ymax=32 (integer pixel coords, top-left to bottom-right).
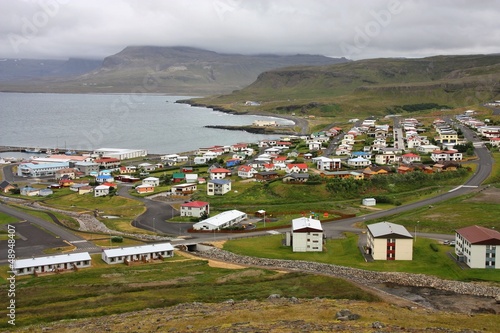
xmin=0 ymin=92 xmax=293 ymax=154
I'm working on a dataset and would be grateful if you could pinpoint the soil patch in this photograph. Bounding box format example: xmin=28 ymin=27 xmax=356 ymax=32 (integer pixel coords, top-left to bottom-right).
xmin=463 ymin=187 xmax=500 ymax=204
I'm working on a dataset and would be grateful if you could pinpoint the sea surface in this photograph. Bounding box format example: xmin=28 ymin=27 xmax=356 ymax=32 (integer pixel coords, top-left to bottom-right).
xmin=0 ymin=92 xmax=293 ymax=155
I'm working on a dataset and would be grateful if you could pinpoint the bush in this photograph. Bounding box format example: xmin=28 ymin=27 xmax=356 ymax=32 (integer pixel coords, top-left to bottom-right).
xmin=430 ymin=243 xmax=439 ymax=252
xmin=111 ymin=236 xmax=123 ymax=243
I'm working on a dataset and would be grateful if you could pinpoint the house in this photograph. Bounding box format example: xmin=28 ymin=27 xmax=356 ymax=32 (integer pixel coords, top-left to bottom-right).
xmin=285 ymin=217 xmax=323 ymax=252
xmin=225 ymin=158 xmax=240 ymax=168
xmin=286 ymin=163 xmax=308 ymax=174
xmin=417 ymin=144 xmax=440 ymax=154
xmin=347 ymin=157 xmax=371 ymax=167
xmin=138 ymin=163 xmax=156 ymax=172
xmin=362 ymin=166 xmax=391 ymax=178
xmin=172 ymin=172 xmax=186 ymax=183
xmin=20 ymin=186 xmax=39 ymax=196
xmin=142 ymin=177 xmax=160 ymax=187
xmin=282 ymin=173 xmax=309 ymax=183
xmin=55 ymin=168 xmax=76 ymax=180
xmin=96 ymin=174 xmax=114 ymax=184
xmin=101 ymin=243 xmax=174 ymax=265
xmin=455 ymin=225 xmax=500 ymax=269
xmin=400 ymin=153 xmax=421 ymax=164
xmin=0 ymin=181 xmax=15 ymax=193
xmin=433 ymin=161 xmax=460 ymax=172
xmin=38 ymin=188 xmax=53 ymax=197
xmin=185 ymin=173 xmax=198 ymax=183
xmin=94 ymin=185 xmax=110 ymax=197
xmin=366 ymin=222 xmax=413 ymax=260
xmin=430 ymin=149 xmax=462 ymax=162
xmin=314 ymin=157 xmax=342 ymax=171
xmin=237 ymin=165 xmax=257 ymax=178
xmin=94 ymin=157 xmax=121 ymax=169
xmin=17 ymin=162 xmax=70 ymax=177
xmin=171 ymin=183 xmax=197 ymax=195
xmin=58 ymin=178 xmax=74 ymax=187
xmin=180 ymin=201 xmax=210 ymax=218
xmin=135 ymin=184 xmax=155 ymax=194
xmin=320 ymin=171 xmax=364 ymax=180
xmin=78 ymin=185 xmax=94 ymax=195
xmin=308 ymin=141 xmax=323 ymax=151
xmin=362 ymin=198 xmax=376 ymax=206
xmin=209 ymin=168 xmax=232 ymax=180
xmin=255 ymin=171 xmax=279 ymax=182
xmin=207 ymin=179 xmax=231 ymax=196
xmin=193 ymin=156 xmax=208 ymax=165
xmin=374 ymin=153 xmax=398 ymax=165
xmin=119 ymin=165 xmax=137 ymax=174
xmin=75 ymin=162 xmax=99 ymax=175
xmin=192 ymin=210 xmax=247 ymax=230
xmin=490 ymin=137 xmax=500 ymax=147
xmin=13 ymin=252 xmax=91 ymax=276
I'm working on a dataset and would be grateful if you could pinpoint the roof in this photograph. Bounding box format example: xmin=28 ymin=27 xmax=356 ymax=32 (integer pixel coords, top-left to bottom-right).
xmin=367 ymin=222 xmax=413 ymax=239
xmin=193 ymin=210 xmax=246 ymax=228
xmin=456 ymin=225 xmax=500 ymax=245
xmin=210 ymin=168 xmax=231 ymax=173
xmin=103 ymin=243 xmax=174 ymax=258
xmin=292 ymin=217 xmax=323 ymax=232
xmin=208 ymin=179 xmax=231 ymax=185
xmin=181 ymin=201 xmax=209 ymax=208
xmin=14 ymin=252 xmax=91 ymax=269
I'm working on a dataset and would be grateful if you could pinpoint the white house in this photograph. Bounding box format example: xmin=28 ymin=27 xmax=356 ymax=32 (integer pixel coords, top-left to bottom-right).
xmin=314 ymin=157 xmax=342 ymax=171
xmin=192 ymin=210 xmax=247 ymax=230
xmin=94 ymin=185 xmax=110 ymax=197
xmin=417 ymin=144 xmax=440 ymax=154
xmin=237 ymin=165 xmax=257 ymax=178
xmin=207 ymin=179 xmax=231 ymax=196
xmin=180 ymin=201 xmax=210 ymax=217
xmin=142 ymin=177 xmax=160 ymax=187
xmin=430 ymin=150 xmax=463 ymax=162
xmin=101 ymin=243 xmax=174 ymax=265
xmin=13 ymin=252 xmax=91 ymax=276
xmin=366 ymin=222 xmax=413 ymax=260
xmin=347 ymin=157 xmax=371 ymax=167
xmin=209 ymin=168 xmax=232 ymax=180
xmin=286 ymin=217 xmax=323 ymax=252
xmin=455 ymin=225 xmax=500 ymax=269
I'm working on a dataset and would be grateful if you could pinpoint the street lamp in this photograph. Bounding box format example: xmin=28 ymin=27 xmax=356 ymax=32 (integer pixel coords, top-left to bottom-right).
xmin=153 ymin=217 xmax=156 ymax=233
xmin=415 ymin=221 xmax=419 ymax=242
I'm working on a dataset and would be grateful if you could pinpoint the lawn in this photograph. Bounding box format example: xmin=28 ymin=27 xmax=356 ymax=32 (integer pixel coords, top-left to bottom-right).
xmin=0 ymin=254 xmax=378 ymax=329
xmin=222 ymin=233 xmax=500 ymax=283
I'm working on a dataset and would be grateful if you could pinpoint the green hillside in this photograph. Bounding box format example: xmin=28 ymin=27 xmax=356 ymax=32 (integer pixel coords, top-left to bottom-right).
xmin=189 ymin=54 xmax=500 ymax=118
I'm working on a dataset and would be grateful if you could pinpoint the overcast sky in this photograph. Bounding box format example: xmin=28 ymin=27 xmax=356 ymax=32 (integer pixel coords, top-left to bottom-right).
xmin=1 ymin=0 xmax=500 ymax=61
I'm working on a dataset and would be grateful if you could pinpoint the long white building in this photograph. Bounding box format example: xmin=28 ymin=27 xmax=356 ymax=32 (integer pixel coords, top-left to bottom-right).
xmin=101 ymin=243 xmax=174 ymax=265
xmin=13 ymin=252 xmax=92 ymax=276
xmin=93 ymin=148 xmax=147 ymax=160
xmin=17 ymin=162 xmax=70 ymax=177
xmin=192 ymin=210 xmax=247 ymax=230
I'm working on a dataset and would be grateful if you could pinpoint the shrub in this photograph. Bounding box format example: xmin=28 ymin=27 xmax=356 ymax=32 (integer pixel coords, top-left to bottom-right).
xmin=111 ymin=236 xmax=123 ymax=243
xmin=430 ymin=243 xmax=439 ymax=252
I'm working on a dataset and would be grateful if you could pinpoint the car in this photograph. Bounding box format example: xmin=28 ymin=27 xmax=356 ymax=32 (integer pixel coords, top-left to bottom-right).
xmin=443 ymin=240 xmax=450 ymax=245
xmin=449 ymin=241 xmax=456 ymax=246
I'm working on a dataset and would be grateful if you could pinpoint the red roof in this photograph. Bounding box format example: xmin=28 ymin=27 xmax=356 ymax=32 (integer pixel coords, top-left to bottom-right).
xmin=456 ymin=225 xmax=500 ymax=245
xmin=287 ymin=163 xmax=308 ymax=169
xmin=238 ymin=165 xmax=252 ymax=172
xmin=402 ymin=153 xmax=419 ymax=158
xmin=210 ymin=168 xmax=231 ymax=173
xmin=181 ymin=201 xmax=209 ymax=208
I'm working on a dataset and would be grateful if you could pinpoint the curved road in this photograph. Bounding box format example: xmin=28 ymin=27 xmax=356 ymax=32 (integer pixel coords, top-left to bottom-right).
xmin=0 ymin=120 xmax=494 ymax=251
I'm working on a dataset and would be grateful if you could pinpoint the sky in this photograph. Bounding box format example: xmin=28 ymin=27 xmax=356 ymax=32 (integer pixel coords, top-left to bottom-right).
xmin=1 ymin=0 xmax=500 ymax=61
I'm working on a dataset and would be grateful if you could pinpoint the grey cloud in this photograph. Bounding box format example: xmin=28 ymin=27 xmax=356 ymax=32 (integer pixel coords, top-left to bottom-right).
xmin=0 ymin=0 xmax=499 ymax=60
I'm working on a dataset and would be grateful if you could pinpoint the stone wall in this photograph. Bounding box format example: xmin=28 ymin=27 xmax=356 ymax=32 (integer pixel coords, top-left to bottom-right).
xmin=196 ymin=247 xmax=500 ymax=298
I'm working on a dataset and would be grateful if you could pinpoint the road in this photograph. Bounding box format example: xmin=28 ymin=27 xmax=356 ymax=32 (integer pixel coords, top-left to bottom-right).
xmin=0 ymin=116 xmax=494 ymax=254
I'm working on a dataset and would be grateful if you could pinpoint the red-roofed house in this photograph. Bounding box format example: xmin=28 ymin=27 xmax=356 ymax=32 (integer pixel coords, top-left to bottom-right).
xmin=490 ymin=137 xmax=500 ymax=147
xmin=286 ymin=163 xmax=308 ymax=174
xmin=95 ymin=157 xmax=120 ymax=169
xmin=180 ymin=201 xmax=210 ymax=218
xmin=209 ymin=168 xmax=232 ymax=180
xmin=237 ymin=165 xmax=257 ymax=178
xmin=400 ymin=153 xmax=421 ymax=164
xmin=455 ymin=225 xmax=500 ymax=269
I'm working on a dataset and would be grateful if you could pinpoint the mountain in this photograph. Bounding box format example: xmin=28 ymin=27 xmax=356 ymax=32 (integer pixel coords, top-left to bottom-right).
xmin=0 ymin=58 xmax=102 ymax=82
xmin=190 ymin=54 xmax=500 ymax=117
xmin=0 ymin=46 xmax=349 ymax=95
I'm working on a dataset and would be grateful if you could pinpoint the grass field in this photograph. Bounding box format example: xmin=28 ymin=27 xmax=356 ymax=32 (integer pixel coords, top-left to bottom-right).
xmin=0 ymin=254 xmax=378 ymax=329
xmin=222 ymin=233 xmax=500 ymax=283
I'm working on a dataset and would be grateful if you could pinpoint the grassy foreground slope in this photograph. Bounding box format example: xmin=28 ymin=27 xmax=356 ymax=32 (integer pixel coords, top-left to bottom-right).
xmin=189 ymin=54 xmax=500 ymax=118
